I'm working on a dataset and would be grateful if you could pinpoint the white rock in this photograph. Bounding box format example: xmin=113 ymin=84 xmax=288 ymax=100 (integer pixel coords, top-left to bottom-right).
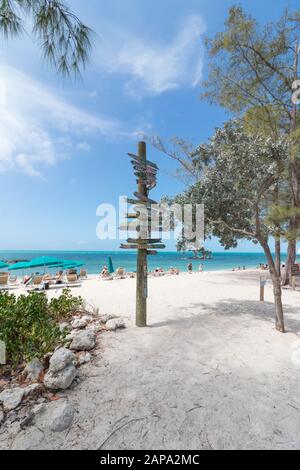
xmin=23 ymin=384 xmax=42 ymax=398
xmin=71 ymin=318 xmax=88 ymax=330
xmin=35 ymin=400 xmax=75 ymax=433
xmin=77 ymin=352 xmax=91 ymax=365
xmin=70 ymin=330 xmax=96 ymax=351
xmin=81 ymin=315 xmax=93 ymax=323
xmin=0 ymin=388 xmax=25 ymax=411
xmin=24 ymin=358 xmax=43 ymax=382
xmin=44 ymin=364 xmax=77 ymax=390
xmin=99 ymin=313 xmax=118 ymax=324
xmin=106 ymin=318 xmax=126 ymax=331
xmin=49 ymin=348 xmax=75 ymax=373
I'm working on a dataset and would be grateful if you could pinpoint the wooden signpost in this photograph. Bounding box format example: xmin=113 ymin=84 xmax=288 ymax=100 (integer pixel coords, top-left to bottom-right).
xmin=120 ymin=141 xmax=165 ymax=327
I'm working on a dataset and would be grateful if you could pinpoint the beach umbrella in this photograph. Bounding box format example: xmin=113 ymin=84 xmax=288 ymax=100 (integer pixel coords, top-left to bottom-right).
xmin=29 ymin=257 xmax=62 ymax=272
xmin=108 ymin=257 xmax=114 ymax=274
xmin=63 ymin=263 xmax=84 ymax=270
xmin=0 ymin=261 xmax=8 ymax=270
xmin=8 ymin=261 xmax=31 ymax=271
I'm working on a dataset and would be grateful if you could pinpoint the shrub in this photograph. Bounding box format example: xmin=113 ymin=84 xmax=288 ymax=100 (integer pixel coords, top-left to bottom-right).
xmin=49 ymin=288 xmax=84 ymax=321
xmin=0 ymin=289 xmax=84 ymax=369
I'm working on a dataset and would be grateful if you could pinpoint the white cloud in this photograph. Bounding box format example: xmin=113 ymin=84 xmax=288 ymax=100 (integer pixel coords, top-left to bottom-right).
xmin=0 ymin=65 xmax=128 ymax=177
xmin=99 ymin=15 xmax=205 ymax=98
xmin=77 ymin=141 xmax=91 ymax=152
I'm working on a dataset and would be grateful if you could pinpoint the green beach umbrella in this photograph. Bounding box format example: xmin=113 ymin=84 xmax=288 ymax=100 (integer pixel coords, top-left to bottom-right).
xmin=30 ymin=257 xmax=62 ymax=269
xmin=108 ymin=257 xmax=114 ymax=274
xmin=8 ymin=261 xmax=31 ymax=271
xmin=64 ymin=263 xmax=84 ymax=270
xmin=0 ymin=261 xmax=8 ymax=270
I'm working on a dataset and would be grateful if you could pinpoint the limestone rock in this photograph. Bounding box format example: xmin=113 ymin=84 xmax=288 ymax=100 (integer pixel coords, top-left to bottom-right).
xmin=77 ymin=352 xmax=91 ymax=365
xmin=99 ymin=313 xmax=117 ymax=324
xmin=49 ymin=348 xmax=75 ymax=373
xmin=44 ymin=364 xmax=77 ymax=391
xmin=106 ymin=318 xmax=126 ymax=331
xmin=70 ymin=330 xmax=96 ymax=351
xmin=0 ymin=388 xmax=24 ymax=411
xmin=24 ymin=358 xmax=44 ymax=382
xmin=37 ymin=400 xmax=75 ymax=433
xmin=71 ymin=318 xmax=87 ymax=330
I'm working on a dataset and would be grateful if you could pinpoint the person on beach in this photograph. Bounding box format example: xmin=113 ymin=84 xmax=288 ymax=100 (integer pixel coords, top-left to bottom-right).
xmin=199 ymin=264 xmax=204 ymax=273
xmin=55 ymin=271 xmax=63 ymax=284
xmin=101 ymin=266 xmax=109 ymax=278
xmin=188 ymin=263 xmax=193 ymax=274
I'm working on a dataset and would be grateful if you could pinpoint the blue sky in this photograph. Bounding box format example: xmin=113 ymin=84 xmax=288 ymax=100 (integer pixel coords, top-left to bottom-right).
xmin=0 ymin=0 xmax=298 ymax=252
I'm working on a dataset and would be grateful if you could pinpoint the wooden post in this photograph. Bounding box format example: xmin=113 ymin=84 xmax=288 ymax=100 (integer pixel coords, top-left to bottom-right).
xmin=292 ymin=276 xmax=296 ymax=291
xmin=136 ymin=141 xmax=148 ymax=327
xmin=260 ymin=276 xmax=266 ymax=302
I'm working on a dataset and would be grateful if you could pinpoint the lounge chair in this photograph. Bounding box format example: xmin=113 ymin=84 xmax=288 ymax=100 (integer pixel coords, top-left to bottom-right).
xmin=26 ymin=275 xmax=44 ymax=291
xmin=66 ymin=273 xmax=81 ymax=287
xmin=115 ymin=267 xmax=126 ymax=279
xmin=79 ymin=269 xmax=88 ymax=279
xmin=0 ymin=273 xmax=9 ymax=290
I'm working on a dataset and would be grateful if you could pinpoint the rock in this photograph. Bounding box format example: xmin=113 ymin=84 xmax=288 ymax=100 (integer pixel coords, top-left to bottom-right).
xmin=12 ymin=427 xmax=44 ymax=450
xmin=71 ymin=318 xmax=88 ymax=330
xmin=99 ymin=313 xmax=118 ymax=324
xmin=106 ymin=318 xmax=126 ymax=331
xmin=44 ymin=364 xmax=77 ymax=391
xmin=23 ymin=383 xmax=42 ymax=398
xmin=49 ymin=348 xmax=75 ymax=373
xmin=24 ymin=358 xmax=44 ymax=382
xmin=0 ymin=388 xmax=24 ymax=411
xmin=70 ymin=330 xmax=96 ymax=351
xmin=0 ymin=409 xmax=4 ymax=425
xmin=48 ymin=401 xmax=75 ymax=432
xmin=77 ymin=352 xmax=91 ymax=365
xmin=82 ymin=315 xmax=93 ymax=323
xmin=33 ymin=400 xmax=75 ymax=433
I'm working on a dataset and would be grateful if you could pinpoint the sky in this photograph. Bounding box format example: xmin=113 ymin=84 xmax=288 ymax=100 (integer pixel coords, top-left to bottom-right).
xmin=0 ymin=0 xmax=298 ymax=252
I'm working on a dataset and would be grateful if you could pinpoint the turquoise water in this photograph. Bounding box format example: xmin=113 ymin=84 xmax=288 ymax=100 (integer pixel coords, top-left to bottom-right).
xmin=1 ymin=250 xmax=298 ymax=274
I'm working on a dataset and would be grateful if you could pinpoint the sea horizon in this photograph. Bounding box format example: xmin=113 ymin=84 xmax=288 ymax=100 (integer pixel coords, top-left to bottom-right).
xmin=1 ymin=249 xmax=298 ymax=274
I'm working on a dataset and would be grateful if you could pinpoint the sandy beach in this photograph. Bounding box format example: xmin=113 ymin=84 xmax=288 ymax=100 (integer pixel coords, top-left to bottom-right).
xmin=2 ymin=269 xmax=300 ymax=450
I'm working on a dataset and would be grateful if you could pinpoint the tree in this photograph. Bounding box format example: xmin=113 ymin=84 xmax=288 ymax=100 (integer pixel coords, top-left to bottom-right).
xmin=201 ymin=6 xmax=300 ymax=285
xmin=0 ymin=0 xmax=93 ymax=76
xmin=168 ymin=120 xmax=289 ymax=333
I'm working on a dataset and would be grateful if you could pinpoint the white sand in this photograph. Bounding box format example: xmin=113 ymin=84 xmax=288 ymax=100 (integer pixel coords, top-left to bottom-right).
xmin=2 ymin=270 xmax=300 ymax=450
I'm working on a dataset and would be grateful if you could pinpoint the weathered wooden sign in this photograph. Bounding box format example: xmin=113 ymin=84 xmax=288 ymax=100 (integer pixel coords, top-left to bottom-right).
xmin=120 ymin=142 xmax=166 ymax=327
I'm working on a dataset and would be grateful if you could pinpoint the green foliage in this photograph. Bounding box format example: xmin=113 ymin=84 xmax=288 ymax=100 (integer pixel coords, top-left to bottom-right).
xmin=0 ymin=0 xmax=93 ymax=76
xmin=49 ymin=288 xmax=84 ymax=322
xmin=0 ymin=289 xmax=84 ymax=368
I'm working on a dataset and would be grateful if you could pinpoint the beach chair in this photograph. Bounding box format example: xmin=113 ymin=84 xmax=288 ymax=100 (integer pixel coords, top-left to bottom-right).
xmin=27 ymin=275 xmax=44 ymax=291
xmin=79 ymin=269 xmax=88 ymax=279
xmin=66 ymin=273 xmax=81 ymax=287
xmin=115 ymin=267 xmax=126 ymax=279
xmin=0 ymin=273 xmax=9 ymax=290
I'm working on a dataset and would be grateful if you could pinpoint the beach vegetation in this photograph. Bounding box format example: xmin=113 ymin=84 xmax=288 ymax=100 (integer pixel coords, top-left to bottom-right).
xmin=166 ymin=120 xmax=290 ymax=332
xmin=0 ymin=289 xmax=84 ymax=369
xmin=201 ymin=5 xmax=300 ymax=285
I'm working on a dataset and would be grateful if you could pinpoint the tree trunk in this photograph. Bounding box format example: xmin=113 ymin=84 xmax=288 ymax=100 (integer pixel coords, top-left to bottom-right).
xmin=274 ymin=236 xmax=281 ymax=277
xmin=282 ymin=238 xmax=296 ymax=286
xmin=259 ymin=238 xmax=285 ymax=333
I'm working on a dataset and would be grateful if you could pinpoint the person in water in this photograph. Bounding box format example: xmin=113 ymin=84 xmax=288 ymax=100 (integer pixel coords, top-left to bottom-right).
xmin=188 ymin=263 xmax=193 ymax=274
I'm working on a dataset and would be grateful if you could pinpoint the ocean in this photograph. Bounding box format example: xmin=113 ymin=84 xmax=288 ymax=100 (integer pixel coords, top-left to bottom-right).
xmin=1 ymin=250 xmax=298 ymax=274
